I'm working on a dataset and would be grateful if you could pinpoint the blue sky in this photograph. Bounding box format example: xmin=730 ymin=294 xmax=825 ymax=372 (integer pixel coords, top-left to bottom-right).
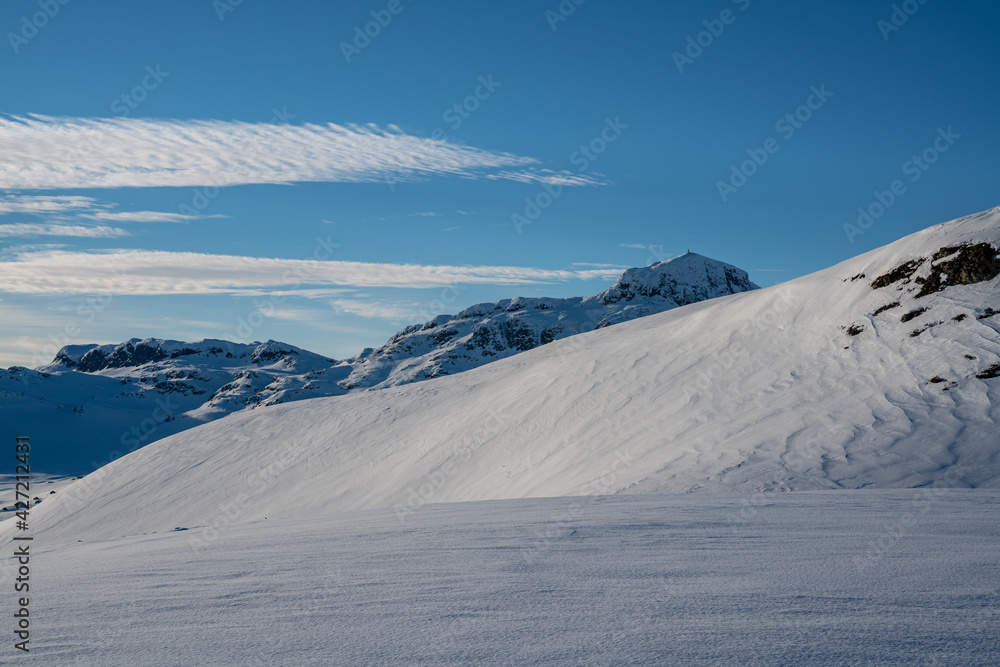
xmin=0 ymin=0 xmax=998 ymax=366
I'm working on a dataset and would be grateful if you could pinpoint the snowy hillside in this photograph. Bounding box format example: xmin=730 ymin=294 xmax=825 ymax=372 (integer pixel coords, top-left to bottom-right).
xmin=1 ymin=253 xmax=755 ymax=473
xmin=12 ymin=206 xmax=1000 ymax=545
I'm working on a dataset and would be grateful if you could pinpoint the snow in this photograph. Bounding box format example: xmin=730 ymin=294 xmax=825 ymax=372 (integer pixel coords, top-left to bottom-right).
xmin=5 ymin=207 xmax=998 ymax=545
xmin=3 ymin=491 xmax=998 ymax=664
xmin=1 ymin=254 xmax=756 ymax=474
xmin=1 ymin=207 xmax=998 ymax=663
xmin=0 ymin=339 xmax=343 ymax=472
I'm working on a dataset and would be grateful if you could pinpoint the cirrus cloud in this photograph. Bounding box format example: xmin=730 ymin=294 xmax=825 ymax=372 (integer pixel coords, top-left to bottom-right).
xmin=0 ymin=223 xmax=130 ymax=239
xmin=80 ymin=210 xmax=228 ymax=223
xmin=0 ymin=248 xmax=623 ymax=296
xmin=0 ymin=115 xmax=604 ymax=190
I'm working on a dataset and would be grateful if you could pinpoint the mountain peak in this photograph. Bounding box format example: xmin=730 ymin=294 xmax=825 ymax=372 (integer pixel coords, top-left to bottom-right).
xmin=46 ymin=337 xmax=331 ymax=373
xmin=597 ymin=252 xmax=758 ymax=308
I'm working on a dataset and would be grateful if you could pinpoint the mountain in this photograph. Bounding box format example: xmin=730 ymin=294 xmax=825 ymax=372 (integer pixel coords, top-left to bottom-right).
xmin=0 ymin=253 xmax=756 ymax=473
xmin=340 ymin=252 xmax=757 ymax=388
xmin=14 ymin=206 xmax=1000 ymax=544
xmin=1 ymin=339 xmax=342 ymax=472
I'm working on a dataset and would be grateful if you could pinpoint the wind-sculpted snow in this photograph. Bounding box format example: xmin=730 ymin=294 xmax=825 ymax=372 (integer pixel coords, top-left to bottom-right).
xmin=1 ymin=253 xmax=756 ymax=473
xmin=9 ymin=206 xmax=1000 ymax=544
xmin=4 ymin=492 xmax=999 ymax=664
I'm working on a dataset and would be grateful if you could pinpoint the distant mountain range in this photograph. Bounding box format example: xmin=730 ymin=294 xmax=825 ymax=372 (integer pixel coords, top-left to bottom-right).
xmin=1 ymin=252 xmax=758 ymax=472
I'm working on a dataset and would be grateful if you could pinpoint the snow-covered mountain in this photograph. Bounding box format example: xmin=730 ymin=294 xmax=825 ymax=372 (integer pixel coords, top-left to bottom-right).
xmin=1 ymin=253 xmax=756 ymax=472
xmin=13 ymin=206 xmax=999 ymax=544
xmin=1 ymin=339 xmax=343 ymax=472
xmin=340 ymin=251 xmax=757 ymax=388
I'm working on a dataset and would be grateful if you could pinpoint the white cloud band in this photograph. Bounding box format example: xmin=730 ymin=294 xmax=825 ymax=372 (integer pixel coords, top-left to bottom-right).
xmin=0 ymin=248 xmax=621 ymax=295
xmin=0 ymin=115 xmax=600 ymax=190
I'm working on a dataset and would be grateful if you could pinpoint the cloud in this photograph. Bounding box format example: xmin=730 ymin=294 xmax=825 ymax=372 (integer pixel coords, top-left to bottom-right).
xmin=484 ymin=169 xmax=606 ymax=187
xmin=261 ymin=307 xmax=328 ymax=323
xmin=571 ymin=262 xmax=627 ymax=269
xmin=0 ymin=194 xmax=221 ymax=226
xmin=0 ymin=115 xmax=602 ymax=190
xmin=0 ymin=244 xmax=69 ymax=261
xmin=0 ymin=224 xmax=130 ymax=238
xmin=0 ymin=195 xmax=100 ymax=214
xmin=80 ymin=211 xmax=227 ymax=223
xmin=411 ymin=211 xmax=442 ymax=217
xmin=440 ymin=226 xmax=462 ymax=232
xmin=619 ymin=243 xmax=648 ymax=249
xmin=0 ymin=248 xmax=624 ymax=296
xmin=329 ymin=298 xmax=422 ymax=321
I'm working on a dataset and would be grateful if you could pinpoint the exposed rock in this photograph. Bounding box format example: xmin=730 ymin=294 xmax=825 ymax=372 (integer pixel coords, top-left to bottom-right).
xmin=901 ymin=308 xmax=927 ymax=323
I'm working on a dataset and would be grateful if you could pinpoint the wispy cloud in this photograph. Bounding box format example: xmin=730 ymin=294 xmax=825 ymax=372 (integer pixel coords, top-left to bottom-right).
xmin=0 ymin=115 xmax=603 ymax=190
xmin=80 ymin=210 xmax=227 ymax=223
xmin=0 ymin=224 xmax=130 ymax=238
xmin=263 ymin=306 xmax=329 ymax=323
xmin=0 ymin=195 xmax=99 ymax=214
xmin=484 ymin=169 xmax=606 ymax=186
xmin=0 ymin=194 xmax=221 ymax=233
xmin=0 ymin=248 xmax=623 ymax=296
xmin=411 ymin=211 xmax=442 ymax=217
xmin=0 ymin=243 xmax=68 ymax=258
xmin=329 ymin=298 xmax=422 ymax=320
xmin=619 ymin=243 xmax=648 ymax=249
xmin=571 ymin=262 xmax=627 ymax=269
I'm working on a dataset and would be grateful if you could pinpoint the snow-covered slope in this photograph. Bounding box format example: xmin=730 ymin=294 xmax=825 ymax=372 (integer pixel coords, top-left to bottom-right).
xmin=1 ymin=253 xmax=755 ymax=473
xmin=8 ymin=207 xmax=1000 ymax=544
xmin=341 ymin=251 xmax=757 ymax=388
